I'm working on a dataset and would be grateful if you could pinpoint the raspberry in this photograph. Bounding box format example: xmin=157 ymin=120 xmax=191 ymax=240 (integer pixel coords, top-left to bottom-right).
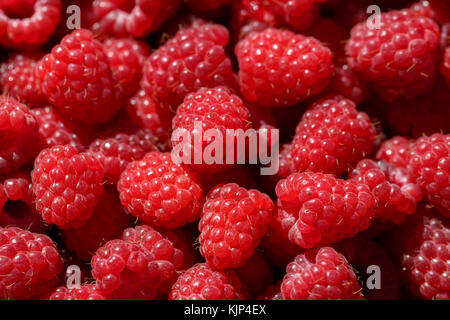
xmin=0 ymin=53 xmax=45 ymax=107
xmin=388 ymin=208 xmax=450 ymax=300
xmin=0 ymin=0 xmax=62 ymax=49
xmin=346 ymin=9 xmax=441 ymax=101
xmin=142 ymin=23 xmax=235 ymax=108
xmin=335 ymin=237 xmax=400 ymax=300
xmin=276 ymin=172 xmax=375 ymax=248
xmin=49 ymin=284 xmax=108 ymax=300
xmin=36 ymin=29 xmax=122 ymax=125
xmin=171 ymin=87 xmax=252 ymax=173
xmin=235 ymin=28 xmax=333 ymax=108
xmin=169 ymin=263 xmax=247 ymax=300
xmin=350 ymin=159 xmax=422 ymax=224
xmin=89 ymin=128 xmax=163 ymax=184
xmin=103 ymin=38 xmax=151 ymax=97
xmin=92 ymin=0 xmax=180 ymax=38
xmin=199 ymin=183 xmax=273 ymax=269
xmin=326 ymin=64 xmax=369 ymax=105
xmin=92 ymin=225 xmax=183 ymax=299
xmin=0 ymin=95 xmax=39 ymax=174
xmin=0 ymin=172 xmax=46 ymax=233
xmin=0 ymin=226 xmax=63 ymax=299
xmin=376 ymin=136 xmax=413 ymax=168
xmin=407 ymin=133 xmax=450 ymax=217
xmin=31 ymin=106 xmax=88 ymax=151
xmin=409 ymin=0 xmax=450 ymax=25
xmin=441 ymin=47 xmax=450 ymax=86
xmin=32 ymin=144 xmax=105 ymax=229
xmin=236 ymin=251 xmax=274 ymax=297
xmin=289 ymin=98 xmax=377 ymax=176
xmin=62 ymin=187 xmax=132 ymax=261
xmin=280 ymin=247 xmax=364 ymax=300
xmin=117 ymin=152 xmax=204 ymax=228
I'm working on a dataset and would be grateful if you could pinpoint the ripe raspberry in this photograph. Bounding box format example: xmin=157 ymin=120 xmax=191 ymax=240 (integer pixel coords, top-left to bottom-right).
xmin=388 ymin=208 xmax=450 ymax=300
xmin=0 ymin=226 xmax=63 ymax=299
xmin=236 ymin=251 xmax=274 ymax=297
xmin=92 ymin=0 xmax=180 ymax=38
xmin=103 ymin=38 xmax=151 ymax=97
xmin=92 ymin=225 xmax=183 ymax=299
xmin=0 ymin=172 xmax=46 ymax=233
xmin=49 ymin=284 xmax=108 ymax=300
xmin=0 ymin=53 xmax=45 ymax=107
xmin=118 ymin=152 xmax=204 ymax=228
xmin=199 ymin=183 xmax=273 ymax=269
xmin=335 ymin=237 xmax=400 ymax=300
xmin=441 ymin=47 xmax=450 ymax=86
xmin=346 ymin=9 xmax=440 ymax=101
xmin=409 ymin=0 xmax=450 ymax=25
xmin=236 ymin=28 xmax=333 ymax=108
xmin=0 ymin=95 xmax=39 ymax=174
xmin=31 ymin=106 xmax=88 ymax=151
xmin=142 ymin=23 xmax=235 ymax=108
xmin=89 ymin=129 xmax=164 ymax=184
xmin=0 ymin=0 xmax=62 ymax=49
xmin=62 ymin=187 xmax=132 ymax=261
xmin=32 ymin=144 xmax=105 ymax=229
xmin=169 ymin=263 xmax=247 ymax=300
xmin=276 ymin=172 xmax=375 ymax=248
xmin=408 ymin=133 xmax=450 ymax=217
xmin=376 ymin=136 xmax=413 ymax=168
xmin=281 ymin=247 xmax=364 ymax=300
xmin=326 ymin=64 xmax=369 ymax=105
xmin=36 ymin=29 xmax=122 ymax=125
xmin=171 ymin=87 xmax=252 ymax=173
xmin=289 ymin=98 xmax=377 ymax=176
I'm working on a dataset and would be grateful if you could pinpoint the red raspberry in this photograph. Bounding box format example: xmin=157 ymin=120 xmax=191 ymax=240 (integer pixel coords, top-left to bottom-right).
xmin=0 ymin=53 xmax=45 ymax=107
xmin=281 ymin=247 xmax=364 ymax=300
xmin=171 ymin=87 xmax=252 ymax=173
xmin=199 ymin=183 xmax=273 ymax=269
xmin=276 ymin=172 xmax=375 ymax=248
xmin=408 ymin=133 xmax=450 ymax=217
xmin=117 ymin=152 xmax=204 ymax=228
xmin=409 ymin=0 xmax=450 ymax=25
xmin=335 ymin=237 xmax=400 ymax=300
xmin=92 ymin=0 xmax=180 ymax=38
xmin=441 ymin=47 xmax=450 ymax=86
xmin=376 ymin=136 xmax=413 ymax=168
xmin=49 ymin=284 xmax=108 ymax=300
xmin=62 ymin=187 xmax=132 ymax=261
xmin=346 ymin=9 xmax=440 ymax=101
xmin=142 ymin=23 xmax=235 ymax=108
xmin=103 ymin=38 xmax=151 ymax=97
xmin=89 ymin=129 xmax=164 ymax=184
xmin=326 ymin=64 xmax=369 ymax=105
xmin=92 ymin=225 xmax=183 ymax=299
xmin=0 ymin=226 xmax=63 ymax=300
xmin=388 ymin=207 xmax=450 ymax=300
xmin=169 ymin=263 xmax=247 ymax=300
xmin=0 ymin=172 xmax=46 ymax=233
xmin=350 ymin=159 xmax=422 ymax=224
xmin=289 ymin=98 xmax=377 ymax=176
xmin=31 ymin=106 xmax=89 ymax=151
xmin=32 ymin=145 xmax=105 ymax=229
xmin=0 ymin=95 xmax=39 ymax=174
xmin=236 ymin=251 xmax=274 ymax=297
xmin=235 ymin=28 xmax=333 ymax=108
xmin=0 ymin=0 xmax=62 ymax=49
xmin=36 ymin=29 xmax=122 ymax=125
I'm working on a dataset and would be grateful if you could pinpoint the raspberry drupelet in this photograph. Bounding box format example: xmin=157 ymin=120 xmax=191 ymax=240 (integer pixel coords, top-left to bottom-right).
xmin=235 ymin=28 xmax=334 ymax=108
xmin=199 ymin=183 xmax=274 ymax=269
xmin=117 ymin=152 xmax=204 ymax=228
xmin=142 ymin=23 xmax=235 ymax=109
xmin=35 ymin=29 xmax=122 ymax=125
xmin=49 ymin=284 xmax=108 ymax=300
xmin=276 ymin=172 xmax=375 ymax=248
xmin=32 ymin=144 xmax=105 ymax=229
xmin=169 ymin=263 xmax=247 ymax=300
xmin=376 ymin=136 xmax=413 ymax=168
xmin=280 ymin=247 xmax=364 ymax=300
xmin=289 ymin=98 xmax=377 ymax=176
xmin=0 ymin=226 xmax=63 ymax=300
xmin=171 ymin=87 xmax=253 ymax=173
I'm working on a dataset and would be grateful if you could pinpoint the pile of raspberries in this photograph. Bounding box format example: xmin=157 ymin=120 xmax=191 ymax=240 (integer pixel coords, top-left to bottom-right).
xmin=0 ymin=0 xmax=449 ymax=301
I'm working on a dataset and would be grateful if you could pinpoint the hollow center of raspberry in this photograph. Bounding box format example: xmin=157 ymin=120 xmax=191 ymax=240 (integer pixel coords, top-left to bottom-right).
xmin=3 ymin=200 xmax=31 ymax=219
xmin=1 ymin=1 xmax=35 ymax=19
